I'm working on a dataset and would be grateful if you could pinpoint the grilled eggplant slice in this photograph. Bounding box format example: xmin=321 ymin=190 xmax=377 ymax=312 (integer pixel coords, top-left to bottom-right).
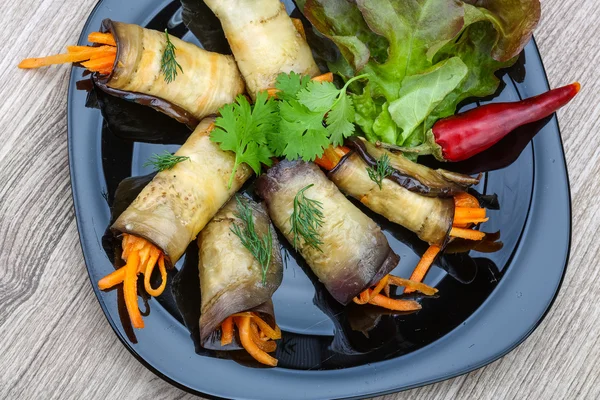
xmin=203 ymin=0 xmax=320 ymax=98
xmin=198 ymin=197 xmax=283 ymax=349
xmin=111 ymin=118 xmax=252 ymax=265
xmin=257 ymin=160 xmax=398 ymax=305
xmin=98 ymin=19 xmax=245 ymax=124
xmin=328 ymin=152 xmax=454 ymax=246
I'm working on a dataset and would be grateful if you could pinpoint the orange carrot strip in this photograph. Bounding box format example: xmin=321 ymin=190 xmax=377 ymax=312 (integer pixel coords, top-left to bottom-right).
xmin=454 ymin=207 xmax=486 ymax=220
xmin=453 ymin=217 xmax=489 ymax=225
xmin=88 ymin=32 xmax=116 ymax=46
xmin=250 ymin=322 xmax=277 ymax=352
xmin=450 ymin=227 xmax=486 ymax=241
xmin=251 ymin=313 xmax=281 ymax=340
xmin=221 ymin=316 xmax=234 ymax=346
xmin=314 ymin=155 xmax=337 ymax=170
xmin=405 ymin=245 xmax=441 ymax=293
xmin=232 ymin=312 xmax=255 ymax=318
xmin=235 ymin=316 xmax=278 ymax=366
xmin=370 ymin=275 xmax=389 ymax=298
xmin=353 ymin=289 xmax=370 ymax=305
xmin=123 ymin=251 xmax=144 ymax=329
xmin=312 ymin=72 xmax=334 ymax=83
xmin=144 ymin=250 xmax=166 ymax=297
xmin=19 ymin=46 xmax=116 ymax=69
xmin=454 ymin=192 xmax=480 ymax=208
xmin=388 ymin=276 xmax=438 ymax=296
xmin=291 ymin=18 xmax=307 ymax=40
xmin=98 ymin=267 xmax=126 ymax=290
xmin=81 ymin=54 xmax=116 ymax=72
xmin=367 ymin=292 xmax=422 ymax=311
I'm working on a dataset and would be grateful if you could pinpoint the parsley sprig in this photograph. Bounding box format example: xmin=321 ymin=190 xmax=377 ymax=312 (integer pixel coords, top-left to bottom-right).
xmin=161 ymin=30 xmax=183 ymax=84
xmin=367 ymin=153 xmax=394 ymax=189
xmin=289 ymin=184 xmax=324 ymax=252
xmin=210 ymin=92 xmax=279 ymax=188
xmin=143 ymin=151 xmax=190 ymax=171
xmin=230 ymin=196 xmax=273 ymax=285
xmin=273 ymin=72 xmax=368 ymax=161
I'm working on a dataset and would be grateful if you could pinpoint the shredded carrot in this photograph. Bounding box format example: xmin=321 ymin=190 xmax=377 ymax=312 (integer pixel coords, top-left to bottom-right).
xmin=315 ymin=145 xmax=350 ymax=170
xmin=365 ymin=291 xmax=422 ymax=311
xmin=291 ymin=18 xmax=307 ymax=40
xmin=250 ymin=322 xmax=277 ymax=352
xmin=98 ymin=234 xmax=169 ymax=329
xmin=235 ymin=316 xmax=278 ymax=367
xmin=453 ymin=192 xmax=480 ymax=208
xmin=404 ymin=245 xmax=441 ymax=293
xmin=353 ymin=274 xmax=435 ymax=310
xmin=98 ymin=266 xmax=126 ymax=290
xmin=251 ymin=313 xmax=281 ymax=340
xmin=388 ymin=276 xmax=438 ymax=296
xmin=312 ymin=72 xmax=334 ymax=83
xmin=88 ymin=32 xmax=116 ymax=46
xmin=450 ymin=227 xmax=486 ymax=241
xmin=221 ymin=316 xmax=234 ymax=346
xmin=454 ymin=207 xmax=486 ymax=220
xmin=19 ymin=32 xmax=117 ymax=74
xmin=82 ymin=54 xmax=117 ymax=73
xmin=123 ymin=251 xmax=144 ymax=329
xmin=314 ymin=154 xmax=337 ymax=170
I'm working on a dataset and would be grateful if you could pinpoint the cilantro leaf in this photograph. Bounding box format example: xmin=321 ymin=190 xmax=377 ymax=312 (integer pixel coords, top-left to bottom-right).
xmin=275 ymin=71 xmax=311 ymax=102
xmin=326 ymin=94 xmax=355 ymax=146
xmin=275 ymin=100 xmax=330 ymax=161
xmin=211 ymin=92 xmax=278 ymax=187
xmin=297 ymin=81 xmax=340 ymax=112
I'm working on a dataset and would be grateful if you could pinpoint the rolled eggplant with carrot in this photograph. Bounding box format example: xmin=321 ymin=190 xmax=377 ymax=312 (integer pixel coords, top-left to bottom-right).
xmin=19 ymin=19 xmax=245 ymax=125
xmin=204 ymin=0 xmax=320 ymax=98
xmin=198 ymin=196 xmax=283 ymax=366
xmin=257 ymin=160 xmax=433 ymax=311
xmin=97 ymin=118 xmax=253 ymax=329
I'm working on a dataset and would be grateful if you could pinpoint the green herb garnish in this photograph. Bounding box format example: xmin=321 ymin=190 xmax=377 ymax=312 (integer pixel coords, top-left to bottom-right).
xmin=272 ymin=72 xmax=368 ymax=161
xmin=211 ymin=92 xmax=279 ymax=188
xmin=160 ymin=30 xmax=183 ymax=84
xmin=143 ymin=151 xmax=190 ymax=171
xmin=367 ymin=153 xmax=393 ymax=189
xmin=230 ymin=196 xmax=272 ymax=285
xmin=289 ymin=184 xmax=324 ymax=252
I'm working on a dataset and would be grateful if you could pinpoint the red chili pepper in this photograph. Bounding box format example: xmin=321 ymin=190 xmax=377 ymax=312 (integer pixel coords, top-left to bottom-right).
xmin=431 ymin=82 xmax=580 ymax=162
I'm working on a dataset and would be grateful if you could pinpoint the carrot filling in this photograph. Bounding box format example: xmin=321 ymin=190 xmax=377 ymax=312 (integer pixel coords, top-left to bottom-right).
xmin=219 ymin=312 xmax=281 ymax=366
xmin=352 ymin=274 xmax=437 ymax=311
xmin=405 ymin=192 xmax=489 ymax=292
xmin=97 ymin=234 xmax=168 ymax=329
xmin=18 ymin=32 xmax=117 ymax=75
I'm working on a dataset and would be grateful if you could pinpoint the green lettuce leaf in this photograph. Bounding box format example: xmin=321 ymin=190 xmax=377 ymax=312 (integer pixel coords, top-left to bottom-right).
xmin=301 ymin=0 xmax=540 ymax=151
xmin=388 ymin=57 xmax=468 ymax=143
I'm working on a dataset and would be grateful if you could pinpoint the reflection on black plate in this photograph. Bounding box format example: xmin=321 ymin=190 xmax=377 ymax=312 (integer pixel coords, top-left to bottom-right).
xmin=69 ymin=1 xmax=571 ymax=399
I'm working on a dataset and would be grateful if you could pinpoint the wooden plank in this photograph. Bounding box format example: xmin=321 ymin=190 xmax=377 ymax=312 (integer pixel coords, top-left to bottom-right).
xmin=0 ymin=0 xmax=598 ymax=399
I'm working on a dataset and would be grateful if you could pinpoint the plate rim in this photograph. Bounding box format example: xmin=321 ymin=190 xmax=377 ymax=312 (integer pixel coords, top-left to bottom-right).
xmin=67 ymin=1 xmax=572 ymax=399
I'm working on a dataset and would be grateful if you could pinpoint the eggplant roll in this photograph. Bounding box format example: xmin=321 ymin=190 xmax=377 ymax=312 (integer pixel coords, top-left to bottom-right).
xmin=346 ymin=137 xmax=479 ymax=197
xmin=257 ymin=160 xmax=398 ymax=305
xmin=329 ymin=152 xmax=455 ymax=246
xmin=99 ymin=20 xmax=245 ymax=123
xmin=204 ymin=0 xmax=320 ymax=99
xmin=198 ymin=197 xmax=283 ymax=347
xmin=112 ymin=118 xmax=252 ymax=265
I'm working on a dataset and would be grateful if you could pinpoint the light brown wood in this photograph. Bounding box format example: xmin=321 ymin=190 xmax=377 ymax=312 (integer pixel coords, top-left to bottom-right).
xmin=1 ymin=0 xmax=598 ymax=399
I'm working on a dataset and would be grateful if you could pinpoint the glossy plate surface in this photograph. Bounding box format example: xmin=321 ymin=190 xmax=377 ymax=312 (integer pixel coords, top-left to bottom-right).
xmin=68 ymin=1 xmax=571 ymax=399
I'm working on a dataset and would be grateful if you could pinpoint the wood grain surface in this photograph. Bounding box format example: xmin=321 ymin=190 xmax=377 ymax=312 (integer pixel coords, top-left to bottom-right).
xmin=1 ymin=0 xmax=598 ymax=399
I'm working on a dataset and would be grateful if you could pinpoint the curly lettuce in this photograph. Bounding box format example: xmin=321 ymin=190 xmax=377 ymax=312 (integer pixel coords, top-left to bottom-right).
xmin=301 ymin=0 xmax=540 ymax=148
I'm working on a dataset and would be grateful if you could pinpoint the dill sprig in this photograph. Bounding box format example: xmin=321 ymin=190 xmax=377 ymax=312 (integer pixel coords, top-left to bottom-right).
xmin=231 ymin=196 xmax=273 ymax=285
xmin=367 ymin=153 xmax=394 ymax=189
xmin=161 ymin=30 xmax=183 ymax=84
xmin=143 ymin=151 xmax=190 ymax=171
xmin=289 ymin=184 xmax=324 ymax=252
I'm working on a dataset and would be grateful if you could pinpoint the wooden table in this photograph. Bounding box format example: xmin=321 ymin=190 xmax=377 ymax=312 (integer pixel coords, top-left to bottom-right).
xmin=1 ymin=0 xmax=598 ymax=399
